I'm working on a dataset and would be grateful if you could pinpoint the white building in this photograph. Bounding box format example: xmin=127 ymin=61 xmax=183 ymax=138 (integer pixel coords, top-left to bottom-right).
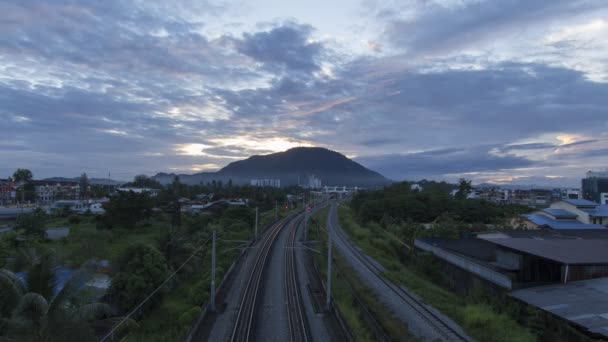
xmin=411 ymin=184 xmax=422 ymax=191
xmin=250 ymin=179 xmax=281 ymax=188
xmin=560 ymin=188 xmax=580 ymax=200
xmin=116 ymin=187 xmax=160 ymax=196
xmin=601 ymin=193 xmax=608 ymax=205
xmin=307 ymin=175 xmax=322 ymax=189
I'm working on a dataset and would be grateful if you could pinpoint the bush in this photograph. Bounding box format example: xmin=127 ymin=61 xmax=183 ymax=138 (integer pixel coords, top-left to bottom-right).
xmin=108 ymin=243 xmax=169 ymax=312
xmin=67 ymin=214 xmax=81 ymax=224
xmin=15 ymin=209 xmax=47 ymax=238
xmin=178 ymin=306 xmax=201 ymax=326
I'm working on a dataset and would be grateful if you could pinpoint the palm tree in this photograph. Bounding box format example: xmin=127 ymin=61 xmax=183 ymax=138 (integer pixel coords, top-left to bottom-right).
xmin=0 ymin=256 xmax=115 ymax=341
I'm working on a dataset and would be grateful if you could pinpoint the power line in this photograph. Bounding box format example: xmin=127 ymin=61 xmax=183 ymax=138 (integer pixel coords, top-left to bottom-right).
xmin=100 ymin=236 xmax=212 ymax=342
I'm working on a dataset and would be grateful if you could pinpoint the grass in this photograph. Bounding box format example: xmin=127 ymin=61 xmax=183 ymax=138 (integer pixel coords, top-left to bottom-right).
xmin=310 ymin=207 xmax=414 ymax=342
xmin=337 ymin=204 xmax=537 ymax=342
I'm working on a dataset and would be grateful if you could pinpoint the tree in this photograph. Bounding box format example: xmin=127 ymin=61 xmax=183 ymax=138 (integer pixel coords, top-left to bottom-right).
xmin=15 ymin=209 xmax=47 ymax=238
xmin=455 ymin=178 xmax=473 ymax=200
xmin=100 ymin=191 xmax=154 ymax=229
xmin=79 ymin=173 xmax=89 ymax=199
xmin=12 ymin=169 xmax=34 ymax=203
xmin=0 ymin=255 xmax=114 ymax=341
xmin=108 ymin=243 xmax=169 ymax=312
xmin=132 ymin=175 xmax=161 ymax=189
xmin=12 ymin=169 xmax=33 ymax=183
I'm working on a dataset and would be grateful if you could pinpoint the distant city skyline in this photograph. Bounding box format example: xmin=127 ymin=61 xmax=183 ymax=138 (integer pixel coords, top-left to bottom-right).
xmin=2 ymin=1 xmax=608 ymax=187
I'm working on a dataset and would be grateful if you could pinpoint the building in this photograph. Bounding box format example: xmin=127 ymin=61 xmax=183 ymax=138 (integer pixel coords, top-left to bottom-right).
xmin=416 ymin=227 xmax=608 ymax=340
xmin=116 ymin=187 xmax=160 ymax=196
xmin=582 ymin=170 xmax=608 ymax=204
xmin=307 ymin=175 xmax=322 ymax=189
xmin=550 ymin=199 xmax=608 ymax=226
xmin=0 ymin=179 xmax=16 ymax=205
xmin=250 ymin=179 xmax=281 ymax=188
xmin=33 ymin=180 xmax=81 ymax=203
xmin=416 ymin=229 xmax=608 ymax=290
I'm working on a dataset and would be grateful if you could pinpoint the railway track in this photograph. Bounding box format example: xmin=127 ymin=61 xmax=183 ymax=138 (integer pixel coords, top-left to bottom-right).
xmin=328 ymin=205 xmax=470 ymax=342
xmin=230 ymin=216 xmax=291 ymax=342
xmin=284 ymin=216 xmax=310 ymax=342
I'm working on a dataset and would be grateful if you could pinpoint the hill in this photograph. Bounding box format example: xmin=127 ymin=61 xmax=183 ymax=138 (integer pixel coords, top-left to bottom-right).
xmin=153 ymin=147 xmax=391 ymax=187
xmin=42 ymin=177 xmax=124 ymax=186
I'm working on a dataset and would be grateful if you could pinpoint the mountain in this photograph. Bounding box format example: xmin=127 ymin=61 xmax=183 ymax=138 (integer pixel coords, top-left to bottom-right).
xmin=41 ymin=177 xmax=124 ymax=186
xmin=153 ymin=147 xmax=391 ymax=187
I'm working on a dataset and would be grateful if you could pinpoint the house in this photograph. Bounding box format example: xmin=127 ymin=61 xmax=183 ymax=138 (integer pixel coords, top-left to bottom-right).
xmin=520 ymin=199 xmax=608 ymax=229
xmin=89 ymin=202 xmax=105 ymax=214
xmin=551 ymin=199 xmax=608 ymax=225
xmin=416 ymin=229 xmax=608 ymax=290
xmin=416 ymin=229 xmax=608 ymax=339
xmin=116 ymin=187 xmax=160 ymax=196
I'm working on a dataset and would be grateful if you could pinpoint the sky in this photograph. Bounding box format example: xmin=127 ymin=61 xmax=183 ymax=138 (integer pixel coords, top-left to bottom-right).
xmin=1 ymin=0 xmax=608 ymax=187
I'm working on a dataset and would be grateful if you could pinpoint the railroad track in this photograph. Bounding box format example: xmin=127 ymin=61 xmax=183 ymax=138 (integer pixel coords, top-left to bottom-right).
xmin=328 ymin=205 xmax=470 ymax=342
xmin=230 ymin=216 xmax=291 ymax=342
xmin=284 ymin=216 xmax=310 ymax=342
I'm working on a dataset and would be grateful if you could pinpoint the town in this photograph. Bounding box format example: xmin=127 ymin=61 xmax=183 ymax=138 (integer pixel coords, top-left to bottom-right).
xmin=2 ymin=159 xmax=608 ymax=341
xmin=3 ymin=1 xmax=608 ymax=341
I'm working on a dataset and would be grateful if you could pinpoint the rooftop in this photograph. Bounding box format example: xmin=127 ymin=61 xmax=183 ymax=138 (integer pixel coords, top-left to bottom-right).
xmin=477 ymin=232 xmax=608 ymax=264
xmin=589 ymin=205 xmax=608 ymax=218
xmin=541 ymin=208 xmax=578 ymax=219
xmin=523 ymin=213 xmax=605 ymax=230
xmin=561 ymin=199 xmax=599 ymax=207
xmin=511 ymin=277 xmax=608 ymax=338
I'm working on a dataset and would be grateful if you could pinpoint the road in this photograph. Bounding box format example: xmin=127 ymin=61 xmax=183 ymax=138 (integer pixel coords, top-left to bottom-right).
xmin=327 ymin=203 xmax=473 ymax=342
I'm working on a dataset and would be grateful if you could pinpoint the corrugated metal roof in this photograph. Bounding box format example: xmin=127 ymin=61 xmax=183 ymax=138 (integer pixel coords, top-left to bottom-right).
xmin=524 ymin=214 xmax=605 ymax=230
xmin=542 ymin=208 xmax=578 ymax=219
xmin=510 ymin=277 xmax=608 ymax=338
xmin=477 ymin=235 xmax=608 ymax=264
xmin=589 ymin=205 xmax=608 ymax=218
xmin=562 ymin=199 xmax=599 ymax=207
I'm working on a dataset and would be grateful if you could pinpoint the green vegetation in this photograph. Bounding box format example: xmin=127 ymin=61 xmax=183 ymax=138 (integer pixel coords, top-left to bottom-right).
xmin=338 ymin=203 xmax=537 ymax=342
xmin=1 ymin=172 xmax=309 ymax=341
xmin=109 ymin=243 xmax=170 ymax=312
xmin=15 ymin=208 xmax=47 ymax=238
xmin=0 ymin=252 xmax=114 ymax=341
xmin=309 ymin=208 xmax=414 ymax=342
xmin=351 ymin=181 xmax=531 ymax=226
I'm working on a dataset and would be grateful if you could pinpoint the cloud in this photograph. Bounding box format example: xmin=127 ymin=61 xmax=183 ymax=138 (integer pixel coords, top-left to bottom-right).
xmin=236 ymin=22 xmax=323 ymax=74
xmin=380 ymin=0 xmax=605 ymax=56
xmin=1 ymin=0 xmax=607 ymax=187
xmin=356 ymin=146 xmax=535 ymax=181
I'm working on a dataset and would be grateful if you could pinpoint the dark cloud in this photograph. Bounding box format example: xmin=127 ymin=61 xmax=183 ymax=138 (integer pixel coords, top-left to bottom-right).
xmin=236 ymin=22 xmax=322 ymax=74
xmin=356 ymin=145 xmax=535 ymax=181
xmin=1 ymin=0 xmax=607 ymax=187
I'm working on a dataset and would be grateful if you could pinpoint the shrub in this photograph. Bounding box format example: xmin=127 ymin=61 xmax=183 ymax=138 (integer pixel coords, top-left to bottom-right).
xmin=15 ymin=209 xmax=47 ymax=238
xmin=108 ymin=243 xmax=169 ymax=312
xmin=178 ymin=306 xmax=201 ymax=326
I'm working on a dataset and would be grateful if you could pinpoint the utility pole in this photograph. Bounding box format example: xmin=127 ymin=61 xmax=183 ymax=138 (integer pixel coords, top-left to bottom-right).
xmin=304 ymin=209 xmax=308 ymax=241
xmin=275 ymin=200 xmax=278 ymax=220
xmin=255 ymin=207 xmax=259 ymax=242
xmin=210 ymin=230 xmax=217 ymax=312
xmin=326 ymin=210 xmax=332 ymax=311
